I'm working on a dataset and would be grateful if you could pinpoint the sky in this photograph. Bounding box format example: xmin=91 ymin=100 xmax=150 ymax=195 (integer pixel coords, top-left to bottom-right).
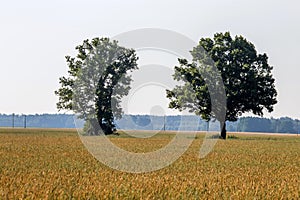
xmin=0 ymin=0 xmax=299 ymax=119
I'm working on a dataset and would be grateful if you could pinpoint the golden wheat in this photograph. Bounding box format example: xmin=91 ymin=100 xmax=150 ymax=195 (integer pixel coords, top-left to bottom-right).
xmin=0 ymin=128 xmax=299 ymax=199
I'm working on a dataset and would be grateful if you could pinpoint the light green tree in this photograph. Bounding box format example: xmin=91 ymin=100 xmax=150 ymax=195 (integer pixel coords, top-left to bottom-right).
xmin=55 ymin=38 xmax=138 ymax=135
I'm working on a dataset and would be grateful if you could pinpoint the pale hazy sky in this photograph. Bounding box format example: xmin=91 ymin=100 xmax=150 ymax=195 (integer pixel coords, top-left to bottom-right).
xmin=0 ymin=0 xmax=299 ymax=119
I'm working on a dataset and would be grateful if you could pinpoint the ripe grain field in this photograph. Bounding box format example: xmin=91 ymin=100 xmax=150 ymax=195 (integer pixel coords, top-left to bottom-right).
xmin=0 ymin=128 xmax=299 ymax=199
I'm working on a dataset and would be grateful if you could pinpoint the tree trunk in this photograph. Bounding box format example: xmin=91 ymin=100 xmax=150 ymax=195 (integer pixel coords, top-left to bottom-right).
xmin=98 ymin=115 xmax=114 ymax=135
xmin=87 ymin=117 xmax=113 ymax=135
xmin=95 ymin=91 xmax=115 ymax=135
xmin=220 ymin=121 xmax=227 ymax=139
xmin=87 ymin=118 xmax=100 ymax=136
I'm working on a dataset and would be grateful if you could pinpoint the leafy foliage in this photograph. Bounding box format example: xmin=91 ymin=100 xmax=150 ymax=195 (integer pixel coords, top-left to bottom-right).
xmin=167 ymin=32 xmax=277 ymax=139
xmin=55 ymin=38 xmax=138 ymax=134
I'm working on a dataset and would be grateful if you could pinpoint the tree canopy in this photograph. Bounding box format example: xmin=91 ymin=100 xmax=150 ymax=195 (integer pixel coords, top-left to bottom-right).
xmin=55 ymin=37 xmax=138 ymax=135
xmin=167 ymin=32 xmax=277 ymax=139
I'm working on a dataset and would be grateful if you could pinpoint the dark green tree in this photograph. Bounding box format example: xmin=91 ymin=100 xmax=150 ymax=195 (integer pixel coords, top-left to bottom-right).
xmin=167 ymin=32 xmax=277 ymax=139
xmin=55 ymin=38 xmax=138 ymax=135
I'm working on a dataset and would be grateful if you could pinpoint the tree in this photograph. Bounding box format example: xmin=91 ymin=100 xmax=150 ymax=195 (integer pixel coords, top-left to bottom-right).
xmin=167 ymin=32 xmax=277 ymax=139
xmin=239 ymin=117 xmax=272 ymax=133
xmin=55 ymin=38 xmax=138 ymax=135
xmin=277 ymin=117 xmax=294 ymax=133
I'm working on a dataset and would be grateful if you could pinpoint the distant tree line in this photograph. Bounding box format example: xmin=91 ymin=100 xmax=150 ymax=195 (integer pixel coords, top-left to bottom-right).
xmin=0 ymin=114 xmax=76 ymax=128
xmin=0 ymin=114 xmax=298 ymax=134
xmin=236 ymin=117 xmax=299 ymax=133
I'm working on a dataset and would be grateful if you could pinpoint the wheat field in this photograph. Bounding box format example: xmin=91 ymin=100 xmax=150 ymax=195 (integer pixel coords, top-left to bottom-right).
xmin=0 ymin=128 xmax=299 ymax=199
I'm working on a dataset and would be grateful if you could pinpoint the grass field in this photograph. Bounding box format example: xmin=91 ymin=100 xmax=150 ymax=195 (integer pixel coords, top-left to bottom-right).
xmin=0 ymin=128 xmax=299 ymax=199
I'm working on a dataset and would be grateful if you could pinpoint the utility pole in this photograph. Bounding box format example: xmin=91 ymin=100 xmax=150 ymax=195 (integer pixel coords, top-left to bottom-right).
xmin=24 ymin=115 xmax=27 ymax=128
xmin=206 ymin=120 xmax=209 ymax=132
xmin=163 ymin=115 xmax=166 ymax=132
xmin=12 ymin=113 xmax=15 ymax=128
xmin=297 ymin=120 xmax=299 ymax=136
